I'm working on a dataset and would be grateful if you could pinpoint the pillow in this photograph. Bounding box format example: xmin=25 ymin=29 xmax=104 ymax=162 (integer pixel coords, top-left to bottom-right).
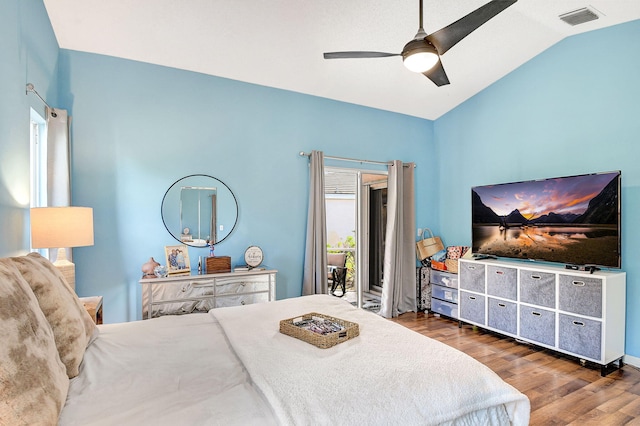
xmin=0 ymin=258 xmax=69 ymax=424
xmin=11 ymin=253 xmax=98 ymax=379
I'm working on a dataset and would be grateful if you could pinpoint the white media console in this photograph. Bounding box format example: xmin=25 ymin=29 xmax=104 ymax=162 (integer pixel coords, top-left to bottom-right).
xmin=457 ymin=258 xmax=626 ymax=375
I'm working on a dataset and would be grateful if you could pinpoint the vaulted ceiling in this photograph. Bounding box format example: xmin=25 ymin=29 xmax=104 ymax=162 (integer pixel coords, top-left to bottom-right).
xmin=43 ymin=1 xmax=640 ymax=120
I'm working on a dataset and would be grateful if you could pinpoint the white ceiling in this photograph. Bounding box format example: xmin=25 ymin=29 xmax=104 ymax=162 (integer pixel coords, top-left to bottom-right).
xmin=43 ymin=0 xmax=640 ymax=120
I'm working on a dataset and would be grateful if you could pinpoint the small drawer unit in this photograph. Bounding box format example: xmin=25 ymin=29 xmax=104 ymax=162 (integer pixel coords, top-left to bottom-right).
xmin=429 ymin=269 xmax=459 ymax=319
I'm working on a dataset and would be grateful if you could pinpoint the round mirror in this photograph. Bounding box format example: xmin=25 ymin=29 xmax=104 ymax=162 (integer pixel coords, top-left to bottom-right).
xmin=161 ymin=174 xmax=238 ymax=247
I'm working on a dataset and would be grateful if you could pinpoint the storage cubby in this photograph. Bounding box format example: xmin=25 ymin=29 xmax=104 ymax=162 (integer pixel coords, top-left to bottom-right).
xmin=458 ymin=258 xmax=626 ymax=375
xmin=429 ymin=269 xmax=460 ymax=319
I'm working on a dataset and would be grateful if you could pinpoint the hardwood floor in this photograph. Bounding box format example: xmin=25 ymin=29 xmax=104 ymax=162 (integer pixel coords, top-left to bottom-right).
xmin=390 ymin=311 xmax=640 ymax=425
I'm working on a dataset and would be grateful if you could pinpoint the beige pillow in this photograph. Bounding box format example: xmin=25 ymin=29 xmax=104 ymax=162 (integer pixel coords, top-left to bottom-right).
xmin=11 ymin=253 xmax=98 ymax=379
xmin=0 ymin=258 xmax=69 ymax=424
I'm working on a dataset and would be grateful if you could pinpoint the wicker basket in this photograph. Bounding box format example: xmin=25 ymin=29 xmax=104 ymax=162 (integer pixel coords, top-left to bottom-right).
xmin=444 ymin=258 xmax=459 ymax=274
xmin=279 ymin=312 xmax=359 ymax=349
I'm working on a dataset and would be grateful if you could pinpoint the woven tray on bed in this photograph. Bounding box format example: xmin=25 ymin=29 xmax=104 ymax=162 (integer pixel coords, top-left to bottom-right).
xmin=279 ymin=312 xmax=359 ymax=349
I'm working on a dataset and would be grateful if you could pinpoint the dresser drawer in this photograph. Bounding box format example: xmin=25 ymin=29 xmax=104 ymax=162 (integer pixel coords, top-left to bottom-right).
xmin=213 ymin=277 xmax=271 ymax=296
xmin=520 ymin=270 xmax=556 ymax=308
xmin=430 ymin=298 xmax=458 ymax=319
xmin=431 ymin=283 xmax=458 ymax=303
xmin=487 ymin=297 xmax=517 ymax=335
xmin=142 ymin=280 xmax=214 ymax=318
xmin=430 ymin=269 xmax=459 ymax=288
xmin=460 ymin=291 xmax=485 ymax=325
xmin=520 ymin=305 xmax=555 ymax=347
xmin=486 ymin=265 xmax=517 ymax=301
xmin=459 ymin=262 xmax=485 ymax=293
xmin=214 ymin=292 xmax=269 ymax=308
xmin=558 ymin=313 xmax=602 ymax=361
xmin=559 ymin=275 xmax=602 ymax=318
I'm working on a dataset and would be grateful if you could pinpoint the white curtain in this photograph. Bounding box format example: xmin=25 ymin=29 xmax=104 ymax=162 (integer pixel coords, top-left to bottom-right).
xmin=379 ymin=161 xmax=417 ymax=318
xmin=45 ymin=106 xmax=72 ymax=263
xmin=302 ymin=151 xmax=328 ymax=295
xmin=46 ymin=107 xmax=71 ymax=207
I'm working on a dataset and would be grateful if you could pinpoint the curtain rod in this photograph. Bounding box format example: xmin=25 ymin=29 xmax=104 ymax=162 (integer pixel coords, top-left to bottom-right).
xmin=25 ymin=83 xmax=54 ymax=111
xmin=299 ymin=151 xmax=415 ymax=167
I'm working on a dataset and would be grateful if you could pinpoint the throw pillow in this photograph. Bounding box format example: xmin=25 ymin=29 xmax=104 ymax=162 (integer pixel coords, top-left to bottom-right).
xmin=11 ymin=253 xmax=98 ymax=379
xmin=0 ymin=258 xmax=69 ymax=424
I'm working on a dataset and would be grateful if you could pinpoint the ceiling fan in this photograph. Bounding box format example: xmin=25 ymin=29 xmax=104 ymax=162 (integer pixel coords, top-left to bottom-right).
xmin=323 ymin=0 xmax=517 ymax=86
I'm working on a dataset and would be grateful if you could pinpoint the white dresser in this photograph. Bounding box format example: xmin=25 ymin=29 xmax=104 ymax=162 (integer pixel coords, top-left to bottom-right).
xmin=139 ymin=269 xmax=277 ymax=319
xmin=458 ymin=258 xmax=626 ymax=375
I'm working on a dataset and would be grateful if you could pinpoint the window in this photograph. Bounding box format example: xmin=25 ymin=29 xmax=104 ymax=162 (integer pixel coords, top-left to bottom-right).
xmin=30 ymin=108 xmax=48 ymax=255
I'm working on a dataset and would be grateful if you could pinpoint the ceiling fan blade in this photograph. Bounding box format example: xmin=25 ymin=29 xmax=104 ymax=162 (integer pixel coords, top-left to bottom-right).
xmin=324 ymin=51 xmax=400 ymax=59
xmin=427 ymin=0 xmax=517 ymax=55
xmin=423 ymin=60 xmax=450 ymax=86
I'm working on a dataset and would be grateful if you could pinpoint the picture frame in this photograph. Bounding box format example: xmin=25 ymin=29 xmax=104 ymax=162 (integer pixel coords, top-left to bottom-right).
xmin=164 ymin=244 xmax=191 ymax=275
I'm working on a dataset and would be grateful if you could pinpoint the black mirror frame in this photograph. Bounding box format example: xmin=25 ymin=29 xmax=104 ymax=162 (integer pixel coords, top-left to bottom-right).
xmin=161 ymin=174 xmax=239 ymax=247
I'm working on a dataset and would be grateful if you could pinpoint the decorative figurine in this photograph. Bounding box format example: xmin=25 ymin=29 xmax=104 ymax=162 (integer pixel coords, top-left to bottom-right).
xmin=141 ymin=257 xmax=161 ymax=278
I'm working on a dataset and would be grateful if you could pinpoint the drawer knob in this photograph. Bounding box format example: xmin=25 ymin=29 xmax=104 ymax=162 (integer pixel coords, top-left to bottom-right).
xmin=496 ymin=271 xmax=504 ymax=275
xmin=573 ymin=320 xmax=585 ymax=327
xmin=468 ymin=296 xmax=476 ymax=300
xmin=498 ymin=303 xmax=506 ymax=308
xmin=531 ymin=312 xmax=541 ymax=316
xmin=572 ymin=281 xmax=586 ymax=287
xmin=240 ymin=300 xmax=246 ymax=305
xmin=531 ymin=275 xmax=541 ymax=280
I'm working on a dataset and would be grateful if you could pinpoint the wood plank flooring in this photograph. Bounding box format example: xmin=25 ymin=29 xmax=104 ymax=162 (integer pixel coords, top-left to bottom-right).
xmin=389 ymin=311 xmax=640 ymax=425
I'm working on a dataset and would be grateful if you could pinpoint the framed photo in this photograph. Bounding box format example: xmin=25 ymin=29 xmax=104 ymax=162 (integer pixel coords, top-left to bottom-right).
xmin=165 ymin=244 xmax=191 ymax=275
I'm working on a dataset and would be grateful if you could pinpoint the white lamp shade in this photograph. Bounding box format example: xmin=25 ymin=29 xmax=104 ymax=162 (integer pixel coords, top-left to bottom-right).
xmin=31 ymin=207 xmax=94 ymax=249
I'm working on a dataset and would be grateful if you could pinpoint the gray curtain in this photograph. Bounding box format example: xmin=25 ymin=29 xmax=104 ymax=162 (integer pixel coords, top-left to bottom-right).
xmin=302 ymin=151 xmax=328 ymax=295
xmin=379 ymin=161 xmax=416 ymax=318
xmin=46 ymin=107 xmax=71 ymax=207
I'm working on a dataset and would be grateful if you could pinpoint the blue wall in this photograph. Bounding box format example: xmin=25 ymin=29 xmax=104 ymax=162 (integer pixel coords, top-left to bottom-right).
xmin=0 ymin=0 xmax=59 ymax=256
xmin=435 ymin=20 xmax=640 ymax=357
xmin=58 ymin=51 xmax=435 ymax=323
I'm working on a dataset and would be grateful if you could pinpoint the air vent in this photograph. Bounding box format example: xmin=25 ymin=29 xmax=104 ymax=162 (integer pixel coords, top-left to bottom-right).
xmin=559 ymin=7 xmax=599 ymax=26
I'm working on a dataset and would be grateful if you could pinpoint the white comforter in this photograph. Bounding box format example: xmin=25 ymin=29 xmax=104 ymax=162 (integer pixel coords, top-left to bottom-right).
xmin=60 ymin=295 xmax=529 ymax=425
xmin=212 ymin=295 xmax=530 ymax=426
xmin=60 ymin=313 xmax=276 ymax=425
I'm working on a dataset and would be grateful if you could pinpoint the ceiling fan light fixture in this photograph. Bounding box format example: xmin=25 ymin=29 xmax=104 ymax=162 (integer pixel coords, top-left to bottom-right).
xmin=402 ymin=39 xmax=439 ymax=73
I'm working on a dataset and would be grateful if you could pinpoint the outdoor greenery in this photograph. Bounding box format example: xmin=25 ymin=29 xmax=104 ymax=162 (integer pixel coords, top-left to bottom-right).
xmin=328 ymin=235 xmax=355 ymax=286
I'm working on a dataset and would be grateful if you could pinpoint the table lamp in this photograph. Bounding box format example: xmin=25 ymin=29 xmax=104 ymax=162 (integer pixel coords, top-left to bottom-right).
xmin=30 ymin=206 xmax=94 ymax=291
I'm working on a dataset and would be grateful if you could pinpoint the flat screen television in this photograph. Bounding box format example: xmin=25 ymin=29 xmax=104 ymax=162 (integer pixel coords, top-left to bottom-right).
xmin=471 ymin=171 xmax=621 ymax=269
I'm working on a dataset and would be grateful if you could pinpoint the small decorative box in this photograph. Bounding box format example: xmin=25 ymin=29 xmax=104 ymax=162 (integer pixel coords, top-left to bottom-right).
xmin=206 ymin=256 xmax=231 ymax=273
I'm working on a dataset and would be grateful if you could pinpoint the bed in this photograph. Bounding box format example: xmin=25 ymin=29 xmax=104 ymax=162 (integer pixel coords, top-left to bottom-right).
xmin=1 ymin=254 xmax=530 ymax=425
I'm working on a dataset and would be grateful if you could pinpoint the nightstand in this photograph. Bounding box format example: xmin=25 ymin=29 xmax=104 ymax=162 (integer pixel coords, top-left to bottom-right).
xmin=79 ymin=296 xmax=103 ymax=325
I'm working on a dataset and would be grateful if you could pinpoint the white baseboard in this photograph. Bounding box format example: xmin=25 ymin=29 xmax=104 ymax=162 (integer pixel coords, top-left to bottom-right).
xmin=624 ymin=354 xmax=640 ymax=368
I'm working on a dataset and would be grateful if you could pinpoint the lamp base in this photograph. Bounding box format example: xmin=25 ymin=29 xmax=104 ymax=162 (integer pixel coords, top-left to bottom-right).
xmin=53 ymin=247 xmax=76 ymax=291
